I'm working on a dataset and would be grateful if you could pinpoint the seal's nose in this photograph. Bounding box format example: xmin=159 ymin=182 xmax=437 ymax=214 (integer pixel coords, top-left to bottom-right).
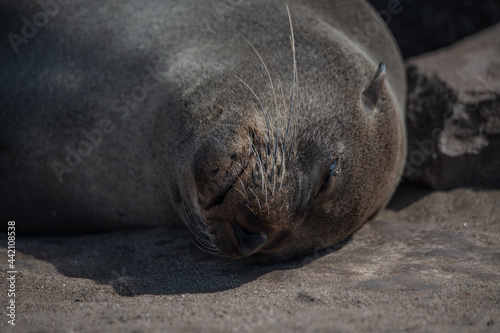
xmin=193 ymin=128 xmax=251 ymax=210
xmin=234 ymin=223 xmax=268 ymax=256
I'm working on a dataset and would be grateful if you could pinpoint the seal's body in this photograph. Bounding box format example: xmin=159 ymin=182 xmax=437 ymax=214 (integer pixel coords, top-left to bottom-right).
xmin=1 ymin=0 xmax=406 ymax=262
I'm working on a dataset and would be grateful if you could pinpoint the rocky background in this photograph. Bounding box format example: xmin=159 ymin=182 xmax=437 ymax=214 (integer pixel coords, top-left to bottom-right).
xmin=1 ymin=1 xmax=499 ymax=332
xmin=370 ymin=0 xmax=500 ymax=189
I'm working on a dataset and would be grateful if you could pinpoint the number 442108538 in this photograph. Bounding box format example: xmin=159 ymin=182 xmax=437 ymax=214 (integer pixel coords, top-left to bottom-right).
xmin=7 ymin=221 xmax=15 ymax=269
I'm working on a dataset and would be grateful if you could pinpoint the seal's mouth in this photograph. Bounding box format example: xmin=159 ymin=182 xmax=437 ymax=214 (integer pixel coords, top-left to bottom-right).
xmin=201 ymin=159 xmax=249 ymax=211
xmin=195 ymin=156 xmax=273 ymax=258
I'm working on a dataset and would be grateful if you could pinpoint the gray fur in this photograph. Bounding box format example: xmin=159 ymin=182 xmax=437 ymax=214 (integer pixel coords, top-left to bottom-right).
xmin=0 ymin=0 xmax=406 ymax=262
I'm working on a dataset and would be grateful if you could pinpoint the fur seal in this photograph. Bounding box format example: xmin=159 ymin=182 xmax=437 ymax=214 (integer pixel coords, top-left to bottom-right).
xmin=0 ymin=0 xmax=406 ymax=263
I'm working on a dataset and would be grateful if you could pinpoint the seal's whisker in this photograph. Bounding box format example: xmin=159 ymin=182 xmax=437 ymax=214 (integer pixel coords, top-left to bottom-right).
xmin=265 ymin=176 xmax=269 ymax=203
xmin=272 ymin=135 xmax=284 ymax=195
xmin=186 ymin=210 xmax=211 ymax=240
xmin=191 ymin=231 xmax=216 ymax=250
xmin=277 ymin=76 xmax=289 ymax=163
xmin=243 ymin=36 xmax=278 ymax=175
xmin=192 ymin=229 xmax=220 ymax=253
xmin=250 ymin=140 xmax=266 ymax=191
xmin=245 ymin=203 xmax=256 ymax=216
xmin=235 ymin=187 xmax=250 ymax=205
xmin=242 ymin=36 xmax=279 ymax=116
xmin=248 ymin=186 xmax=262 ymax=210
xmin=241 ymin=166 xmax=251 ymax=178
xmin=272 ymin=122 xmax=279 ymax=192
xmin=289 ymin=82 xmax=298 ymax=163
xmin=258 ymin=155 xmax=268 ymax=203
xmin=242 ymin=36 xmax=281 ymax=190
xmin=277 ymin=77 xmax=288 ymax=116
xmin=238 ymin=178 xmax=247 ymax=197
xmin=190 ymin=239 xmax=222 ymax=256
xmin=279 ymin=138 xmax=288 ymax=191
xmin=195 ymin=235 xmax=219 ymax=252
xmin=185 ymin=221 xmax=211 ymax=250
xmin=251 ymin=140 xmax=269 ymax=203
xmin=271 ymin=111 xmax=279 ymax=192
xmin=235 ymin=75 xmax=271 ymax=170
xmin=277 ymin=77 xmax=289 ymax=189
xmin=181 ymin=205 xmax=221 ymax=256
xmin=272 ymin=156 xmax=277 ymax=195
xmin=284 ymin=5 xmax=297 ymax=169
xmin=279 ymin=155 xmax=286 ymax=191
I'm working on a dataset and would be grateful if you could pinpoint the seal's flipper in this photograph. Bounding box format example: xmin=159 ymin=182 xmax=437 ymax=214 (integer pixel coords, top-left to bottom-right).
xmin=362 ymin=62 xmax=386 ymax=111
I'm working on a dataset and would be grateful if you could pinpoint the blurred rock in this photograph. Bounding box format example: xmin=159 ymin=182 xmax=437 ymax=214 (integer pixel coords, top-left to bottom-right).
xmin=404 ymin=23 xmax=500 ymax=189
xmin=368 ymin=0 xmax=500 ymax=58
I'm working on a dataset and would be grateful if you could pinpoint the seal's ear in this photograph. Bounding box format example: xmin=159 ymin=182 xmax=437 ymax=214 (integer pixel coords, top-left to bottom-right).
xmin=362 ymin=62 xmax=386 ymax=111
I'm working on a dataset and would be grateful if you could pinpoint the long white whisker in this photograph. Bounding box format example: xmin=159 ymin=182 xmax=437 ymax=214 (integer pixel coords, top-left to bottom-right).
xmin=245 ymin=204 xmax=256 ymax=216
xmin=250 ymin=138 xmax=266 ymax=191
xmin=277 ymin=77 xmax=289 ymax=191
xmin=235 ymin=75 xmax=271 ymax=171
xmin=284 ymin=5 xmax=297 ymax=167
xmin=242 ymin=36 xmax=280 ymax=191
xmin=248 ymin=186 xmax=262 ymax=210
xmin=180 ymin=205 xmax=222 ymax=256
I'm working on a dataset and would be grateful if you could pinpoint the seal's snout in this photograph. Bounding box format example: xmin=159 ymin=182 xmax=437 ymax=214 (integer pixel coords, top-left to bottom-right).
xmin=193 ymin=130 xmax=251 ymax=210
xmin=191 ymin=127 xmax=275 ymax=258
xmin=234 ymin=223 xmax=268 ymax=256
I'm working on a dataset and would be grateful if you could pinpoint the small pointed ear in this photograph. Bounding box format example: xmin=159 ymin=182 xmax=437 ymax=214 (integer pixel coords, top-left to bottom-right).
xmin=362 ymin=62 xmax=386 ymax=111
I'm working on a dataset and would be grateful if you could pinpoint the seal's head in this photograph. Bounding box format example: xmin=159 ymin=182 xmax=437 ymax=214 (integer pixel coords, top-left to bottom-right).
xmin=177 ymin=12 xmax=405 ymax=264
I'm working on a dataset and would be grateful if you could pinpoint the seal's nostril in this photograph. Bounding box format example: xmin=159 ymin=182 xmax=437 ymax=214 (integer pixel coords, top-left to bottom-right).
xmin=234 ymin=223 xmax=268 ymax=256
xmin=210 ymin=168 xmax=220 ymax=178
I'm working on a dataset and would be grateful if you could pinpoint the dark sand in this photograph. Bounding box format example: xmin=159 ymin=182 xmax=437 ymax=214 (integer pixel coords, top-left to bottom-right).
xmin=1 ymin=183 xmax=499 ymax=332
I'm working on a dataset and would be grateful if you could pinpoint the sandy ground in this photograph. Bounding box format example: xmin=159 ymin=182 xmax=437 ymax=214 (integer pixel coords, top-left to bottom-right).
xmin=1 ymin=183 xmax=499 ymax=332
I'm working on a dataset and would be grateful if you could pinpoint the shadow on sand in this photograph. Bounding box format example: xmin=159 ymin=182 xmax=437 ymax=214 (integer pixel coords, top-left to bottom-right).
xmin=8 ymin=226 xmax=346 ymax=296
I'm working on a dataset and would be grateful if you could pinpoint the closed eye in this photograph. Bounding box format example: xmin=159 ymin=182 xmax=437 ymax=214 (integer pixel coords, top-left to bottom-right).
xmin=317 ymin=160 xmax=339 ymax=195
